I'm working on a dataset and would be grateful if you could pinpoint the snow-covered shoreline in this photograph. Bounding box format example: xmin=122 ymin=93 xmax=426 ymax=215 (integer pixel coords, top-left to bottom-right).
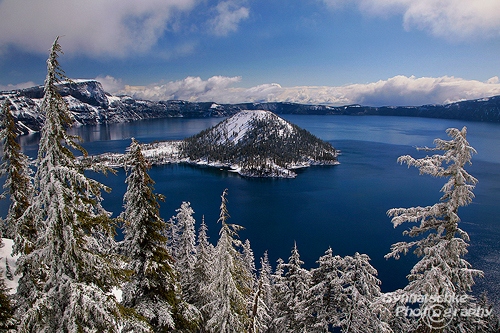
xmin=90 ymin=139 xmax=339 ymax=179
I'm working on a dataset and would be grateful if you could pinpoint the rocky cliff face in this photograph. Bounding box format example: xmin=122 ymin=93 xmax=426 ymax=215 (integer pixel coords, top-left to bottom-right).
xmin=0 ymin=80 xmax=234 ymax=134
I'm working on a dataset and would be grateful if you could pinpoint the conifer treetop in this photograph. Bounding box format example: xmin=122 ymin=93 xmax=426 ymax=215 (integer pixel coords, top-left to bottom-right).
xmin=386 ymin=126 xmax=479 ymax=257
xmin=0 ymin=98 xmax=34 ymax=242
xmin=218 ymin=188 xmax=244 ymax=241
xmin=39 ymin=36 xmax=85 ymax=161
xmin=0 ymin=98 xmax=20 ymax=198
xmin=14 ymin=37 xmax=140 ymax=333
xmin=385 ymin=127 xmax=484 ymax=331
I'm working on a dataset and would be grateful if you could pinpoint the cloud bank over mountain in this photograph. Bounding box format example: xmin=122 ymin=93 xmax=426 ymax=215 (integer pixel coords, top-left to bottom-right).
xmin=100 ymin=75 xmax=500 ymax=106
xmin=2 ymin=0 xmax=497 ymax=107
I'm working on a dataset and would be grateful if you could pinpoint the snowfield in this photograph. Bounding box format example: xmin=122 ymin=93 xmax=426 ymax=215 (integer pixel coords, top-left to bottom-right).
xmin=0 ymin=239 xmax=20 ymax=294
xmin=214 ymin=110 xmax=294 ymax=145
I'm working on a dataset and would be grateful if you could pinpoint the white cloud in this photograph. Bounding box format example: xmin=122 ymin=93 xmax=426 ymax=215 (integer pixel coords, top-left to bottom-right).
xmin=0 ymin=0 xmax=197 ymax=57
xmin=322 ymin=0 xmax=500 ymax=39
xmin=102 ymin=75 xmax=500 ymax=106
xmin=95 ymin=75 xmax=125 ymax=94
xmin=487 ymin=76 xmax=499 ymax=84
xmin=209 ymin=1 xmax=250 ymax=36
xmin=0 ymin=81 xmax=38 ymax=92
xmin=341 ymin=75 xmax=500 ymax=105
xmin=120 ymin=76 xmax=243 ymax=101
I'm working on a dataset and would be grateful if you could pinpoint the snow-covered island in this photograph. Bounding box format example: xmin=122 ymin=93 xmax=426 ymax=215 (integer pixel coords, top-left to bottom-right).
xmin=91 ymin=110 xmax=339 ymax=178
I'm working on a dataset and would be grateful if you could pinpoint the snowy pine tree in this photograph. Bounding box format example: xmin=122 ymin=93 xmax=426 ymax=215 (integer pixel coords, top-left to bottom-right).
xmin=0 ymin=98 xmax=33 ymax=241
xmin=307 ymin=247 xmax=344 ymax=332
xmin=240 ymin=241 xmax=256 ymax=324
xmin=240 ymin=239 xmax=263 ymax=333
xmin=120 ymin=138 xmax=199 ymax=332
xmin=242 ymin=239 xmax=257 ymax=290
xmin=303 ymin=249 xmax=391 ymax=333
xmin=249 ymin=279 xmax=272 ymax=333
xmin=273 ymin=242 xmax=312 ymax=332
xmin=0 ymin=264 xmax=14 ymax=331
xmin=256 ymin=252 xmax=274 ymax=330
xmin=476 ymin=292 xmax=500 ymax=332
xmin=385 ymin=127 xmax=484 ymax=332
xmin=204 ymin=189 xmax=251 ymax=332
xmin=1 ymin=99 xmax=36 ymax=325
xmin=0 ymin=99 xmax=19 ymax=330
xmin=339 ymin=253 xmax=391 ymax=333
xmin=191 ymin=216 xmax=215 ymax=332
xmin=249 ymin=251 xmax=273 ymax=333
xmin=169 ymin=201 xmax=198 ymax=299
xmin=270 ymin=258 xmax=286 ymax=333
xmin=0 ymin=98 xmax=34 ymax=328
xmin=15 ymin=37 xmax=146 ymax=333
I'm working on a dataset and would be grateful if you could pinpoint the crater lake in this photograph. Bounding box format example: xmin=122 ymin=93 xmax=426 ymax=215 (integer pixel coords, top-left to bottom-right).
xmin=5 ymin=114 xmax=500 ymax=309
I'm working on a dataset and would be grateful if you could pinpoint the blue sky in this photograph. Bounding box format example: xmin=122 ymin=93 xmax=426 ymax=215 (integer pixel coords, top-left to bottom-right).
xmin=1 ymin=0 xmax=500 ymax=106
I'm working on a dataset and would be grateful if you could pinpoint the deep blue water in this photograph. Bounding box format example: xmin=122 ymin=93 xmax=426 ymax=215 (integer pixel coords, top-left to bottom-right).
xmin=5 ymin=115 xmax=500 ymax=303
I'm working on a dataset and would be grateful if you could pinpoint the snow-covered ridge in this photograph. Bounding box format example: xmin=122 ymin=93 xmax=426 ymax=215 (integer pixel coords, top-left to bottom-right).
xmin=0 ymin=80 xmax=236 ymax=134
xmin=91 ymin=110 xmax=339 ymax=178
xmin=3 ymin=80 xmax=500 ymax=135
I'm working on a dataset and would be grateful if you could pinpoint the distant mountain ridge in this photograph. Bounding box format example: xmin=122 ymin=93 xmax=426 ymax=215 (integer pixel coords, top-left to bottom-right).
xmin=0 ymin=80 xmax=230 ymax=134
xmin=2 ymin=80 xmax=500 ymax=134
